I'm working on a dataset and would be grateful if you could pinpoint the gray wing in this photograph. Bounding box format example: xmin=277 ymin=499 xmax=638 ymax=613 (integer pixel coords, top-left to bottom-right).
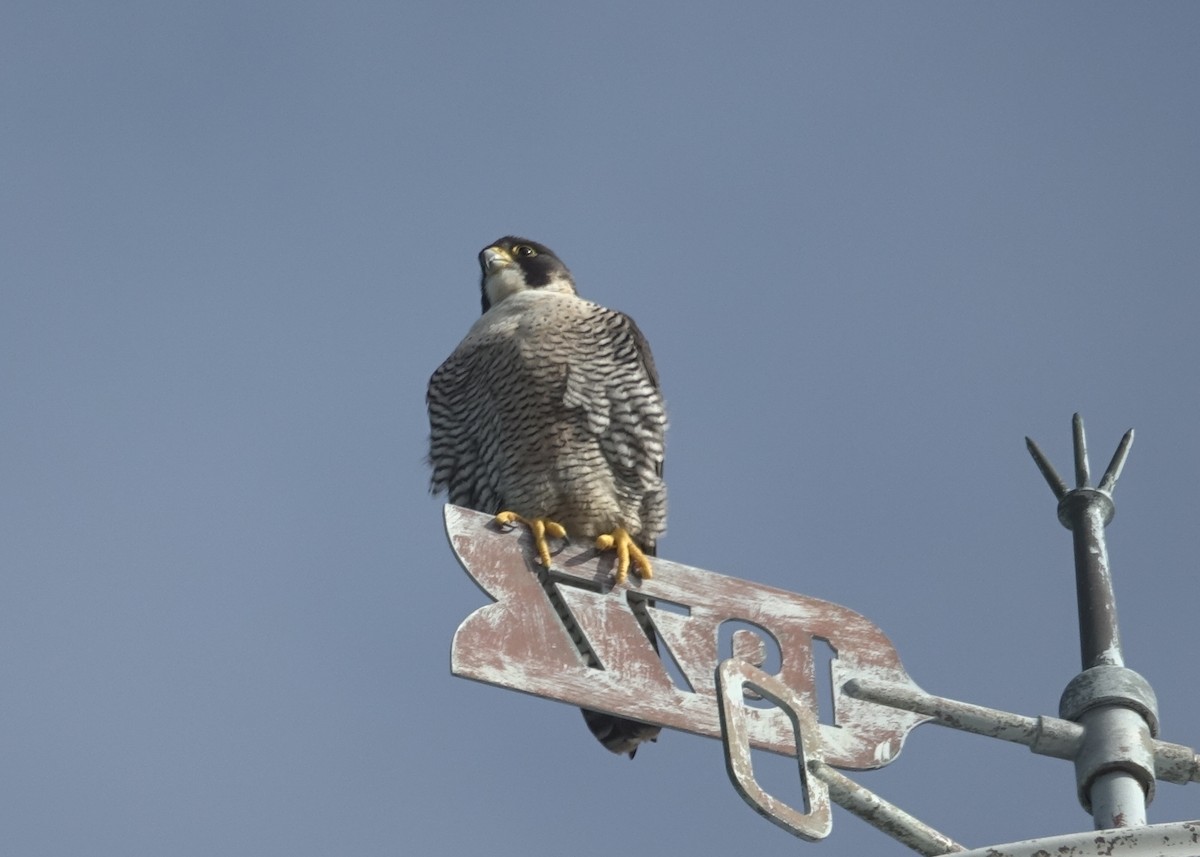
xmin=426 ymin=334 xmax=515 ymax=515
xmin=574 ymin=307 xmax=665 ymax=756
xmin=564 ymin=305 xmax=667 ymax=548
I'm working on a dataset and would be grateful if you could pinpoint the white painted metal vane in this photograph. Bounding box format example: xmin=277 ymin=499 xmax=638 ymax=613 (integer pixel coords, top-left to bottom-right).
xmin=445 ymin=504 xmax=928 ymax=771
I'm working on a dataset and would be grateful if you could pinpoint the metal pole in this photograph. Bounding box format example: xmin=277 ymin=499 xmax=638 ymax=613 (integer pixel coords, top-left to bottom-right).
xmin=1026 ymin=415 xmax=1152 ymax=830
xmin=1065 ymin=495 xmax=1122 ymax=668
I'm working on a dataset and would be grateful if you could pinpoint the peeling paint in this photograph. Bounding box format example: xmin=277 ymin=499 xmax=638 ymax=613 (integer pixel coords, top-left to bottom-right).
xmin=949 ymin=821 xmax=1200 ymax=857
xmin=445 ymin=504 xmax=928 ymax=769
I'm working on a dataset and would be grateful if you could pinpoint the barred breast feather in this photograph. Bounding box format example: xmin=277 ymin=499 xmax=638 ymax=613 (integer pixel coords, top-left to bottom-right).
xmin=427 ymin=289 xmax=666 ymax=549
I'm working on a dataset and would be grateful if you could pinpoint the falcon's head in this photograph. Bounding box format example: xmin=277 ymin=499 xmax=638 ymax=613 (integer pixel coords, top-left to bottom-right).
xmin=479 ymin=236 xmax=577 ymax=314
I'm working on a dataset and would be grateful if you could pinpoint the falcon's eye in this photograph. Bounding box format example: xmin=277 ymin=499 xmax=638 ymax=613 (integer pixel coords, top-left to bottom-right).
xmin=513 ymin=244 xmax=537 ymax=258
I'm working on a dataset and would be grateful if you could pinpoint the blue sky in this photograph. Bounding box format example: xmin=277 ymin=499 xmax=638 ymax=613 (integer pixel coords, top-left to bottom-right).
xmin=3 ymin=2 xmax=1200 ymax=855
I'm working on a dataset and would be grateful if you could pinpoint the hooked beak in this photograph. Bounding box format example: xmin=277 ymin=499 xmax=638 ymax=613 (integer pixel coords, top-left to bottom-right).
xmin=480 ymin=245 xmax=513 ymax=273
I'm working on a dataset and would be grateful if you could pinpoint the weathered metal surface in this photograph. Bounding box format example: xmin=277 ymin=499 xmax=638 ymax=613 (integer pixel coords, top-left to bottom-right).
xmin=445 ymin=504 xmax=928 ymax=768
xmin=717 ymin=659 xmax=831 ymax=841
xmin=1076 ymin=707 xmax=1155 ymax=825
xmin=1026 ymin=415 xmax=1133 ymax=671
xmin=807 ymin=761 xmax=966 ymax=855
xmin=951 ymin=820 xmax=1200 ymax=857
xmin=1067 ymin=499 xmax=1123 ymax=669
xmin=846 ymin=675 xmax=1200 ymax=789
xmin=844 ymin=677 xmax=1083 ymax=759
xmin=1153 ymin=739 xmax=1200 ymax=786
xmin=718 ymin=659 xmax=965 ymax=853
xmin=1027 ymin=415 xmax=1154 ymax=829
xmin=1059 ymin=666 xmax=1160 ymax=736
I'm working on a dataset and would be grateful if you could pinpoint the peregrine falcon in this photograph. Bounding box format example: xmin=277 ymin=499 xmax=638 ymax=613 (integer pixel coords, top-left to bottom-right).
xmin=427 ymin=236 xmax=667 ymax=757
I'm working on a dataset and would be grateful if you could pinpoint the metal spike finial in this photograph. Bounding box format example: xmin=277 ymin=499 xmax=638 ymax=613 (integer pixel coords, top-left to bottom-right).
xmin=1027 ymin=414 xmax=1134 ymax=502
xmin=1098 ymin=428 xmax=1135 ymax=496
xmin=1072 ymin=413 xmax=1090 ymax=488
xmin=1025 ymin=435 xmax=1068 ymax=500
xmin=1026 ymin=413 xmax=1136 ymax=668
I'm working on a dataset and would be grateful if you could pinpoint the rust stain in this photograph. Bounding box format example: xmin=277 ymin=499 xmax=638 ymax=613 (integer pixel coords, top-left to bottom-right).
xmin=445 ymin=504 xmax=929 ymax=770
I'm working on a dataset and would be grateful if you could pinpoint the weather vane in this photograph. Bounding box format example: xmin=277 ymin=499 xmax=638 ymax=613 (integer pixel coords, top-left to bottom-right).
xmin=443 ymin=415 xmax=1200 ymax=856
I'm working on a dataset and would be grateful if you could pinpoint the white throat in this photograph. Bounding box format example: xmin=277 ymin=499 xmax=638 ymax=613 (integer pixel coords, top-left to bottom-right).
xmin=483 ymin=266 xmax=529 ymax=309
xmin=484 ymin=269 xmax=576 ymax=309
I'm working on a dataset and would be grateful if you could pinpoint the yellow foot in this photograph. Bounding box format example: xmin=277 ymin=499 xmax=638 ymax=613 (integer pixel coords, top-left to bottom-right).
xmin=494 ymin=511 xmax=567 ymax=568
xmin=594 ymin=527 xmax=652 ymax=585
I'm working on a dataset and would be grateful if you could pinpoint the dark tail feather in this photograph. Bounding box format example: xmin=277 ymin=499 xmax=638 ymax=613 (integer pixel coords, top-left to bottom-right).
xmin=581 ymin=708 xmax=660 ymax=758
